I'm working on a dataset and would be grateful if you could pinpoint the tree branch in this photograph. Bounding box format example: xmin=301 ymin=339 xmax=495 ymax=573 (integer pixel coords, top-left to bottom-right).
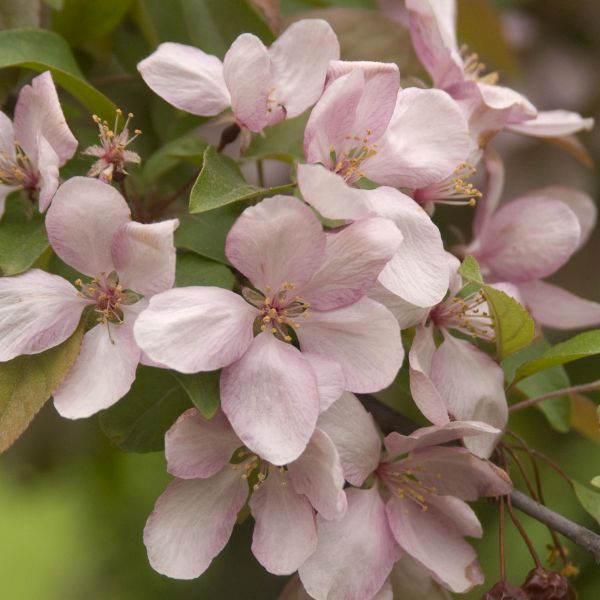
xmin=358 ymin=394 xmax=600 ymax=564
xmin=509 ymin=379 xmax=600 ymax=412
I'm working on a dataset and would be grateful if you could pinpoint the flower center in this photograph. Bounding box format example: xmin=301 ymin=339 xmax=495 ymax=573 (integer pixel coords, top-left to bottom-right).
xmin=0 ymin=142 xmax=38 ymax=191
xmin=431 ymin=289 xmax=495 ymax=341
xmin=331 ymin=128 xmax=378 ymax=183
xmin=414 ymin=162 xmax=482 ymax=207
xmin=243 ymin=282 xmax=310 ymax=343
xmin=378 ymin=462 xmax=440 ymax=512
xmin=461 ymin=45 xmax=499 ymax=85
xmin=231 ymin=449 xmax=288 ymax=491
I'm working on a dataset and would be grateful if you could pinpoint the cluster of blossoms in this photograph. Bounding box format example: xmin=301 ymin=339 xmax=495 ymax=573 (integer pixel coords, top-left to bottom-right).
xmin=0 ymin=1 xmax=597 ymax=598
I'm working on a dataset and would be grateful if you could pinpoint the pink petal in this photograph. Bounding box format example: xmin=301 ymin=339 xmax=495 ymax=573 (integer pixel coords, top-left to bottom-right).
xmin=368 ymin=282 xmax=431 ymax=330
xmin=518 ymin=280 xmax=600 ymax=330
xmin=0 ymin=269 xmax=87 ymax=361
xmin=53 ymin=321 xmax=140 ymax=418
xmin=0 ymin=111 xmax=15 ymax=158
xmin=384 ymin=421 xmax=500 ymax=458
xmin=298 ymin=486 xmax=400 ymax=600
xmin=317 ymin=392 xmax=381 ymax=487
xmin=386 ymin=494 xmax=484 ymax=593
xmin=111 ymin=219 xmax=179 ymax=297
xmin=474 ymin=196 xmax=581 ymax=282
xmin=398 ymin=446 xmax=512 ymax=500
xmin=35 ymin=133 xmax=61 ymax=212
xmin=278 ymin=575 xmax=313 ymax=600
xmin=137 ymin=42 xmax=230 ymax=117
xmin=300 ymin=217 xmax=402 ymax=310
xmin=365 ymin=186 xmax=449 ymax=307
xmin=389 ymin=555 xmax=452 ymax=600
xmin=408 ymin=324 xmax=450 ymax=425
xmin=297 ymin=163 xmax=371 ymax=221
xmin=406 ymin=0 xmax=464 ymax=89
xmin=165 ymin=408 xmax=241 ymax=479
xmin=518 ymin=186 xmax=596 ymax=250
xmin=288 ymin=427 xmax=347 ymax=520
xmin=250 ymin=469 xmax=317 ymax=575
xmin=269 ymin=19 xmax=340 ymax=118
xmin=302 ymin=353 xmax=345 ymax=413
xmin=221 ymin=332 xmax=319 ymax=466
xmin=225 ymin=195 xmax=325 ymax=293
xmin=431 ymin=334 xmax=507 ymax=458
xmin=372 ymin=578 xmax=394 ymax=600
xmin=46 ymin=177 xmax=131 ymax=277
xmin=297 ymin=297 xmax=404 ymax=393
xmin=478 ymin=83 xmax=537 ymax=119
xmin=144 ymin=468 xmax=248 ymax=579
xmin=133 ymin=286 xmax=256 ymax=373
xmin=507 ymin=109 xmax=594 ymax=138
xmin=364 ymin=88 xmax=471 ymax=189
xmin=473 ymin=146 xmax=504 ymax=238
xmin=223 ymin=33 xmax=270 ymax=132
xmin=13 ymin=71 xmax=77 ymax=166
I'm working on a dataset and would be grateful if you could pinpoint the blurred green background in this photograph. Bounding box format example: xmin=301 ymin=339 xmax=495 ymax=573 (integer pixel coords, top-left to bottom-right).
xmin=2 ymin=0 xmax=600 ymax=598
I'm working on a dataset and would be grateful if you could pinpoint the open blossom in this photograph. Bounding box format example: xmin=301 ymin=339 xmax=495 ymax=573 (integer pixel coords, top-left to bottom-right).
xmin=134 ymin=195 xmax=404 ymax=465
xmin=82 ymin=109 xmax=141 ymax=183
xmin=461 ymin=148 xmax=600 ymax=330
xmin=137 ymin=19 xmax=339 ymax=138
xmin=144 ymin=407 xmax=347 ymax=579
xmin=298 ymin=393 xmax=512 ymax=600
xmin=370 ymin=253 xmax=509 ymax=457
xmin=0 ymin=177 xmax=178 ymax=418
xmin=406 ymin=0 xmax=594 ymax=144
xmin=0 ymin=71 xmax=77 ymax=218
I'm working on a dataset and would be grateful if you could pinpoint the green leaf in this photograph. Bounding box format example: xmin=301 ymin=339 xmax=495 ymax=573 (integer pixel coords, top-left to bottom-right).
xmin=171 ymin=370 xmax=220 ymax=419
xmin=514 ymin=330 xmax=600 ymax=383
xmin=458 ymin=255 xmax=484 ymax=285
xmin=175 ymin=203 xmax=243 ymax=264
xmin=504 ymin=339 xmax=571 ymax=432
xmin=189 ymin=146 xmax=295 ymax=214
xmin=573 ymin=479 xmax=600 ymax=527
xmin=175 ymin=252 xmax=235 ymax=289
xmin=0 ymin=28 xmax=116 ymax=119
xmin=0 ymin=321 xmax=85 ymax=452
xmin=244 ymin=114 xmax=308 ymax=163
xmin=181 ymin=0 xmax=274 ymax=57
xmin=0 ymin=196 xmax=49 ymax=276
xmin=52 ymin=0 xmax=133 ymax=47
xmin=99 ymin=366 xmax=192 ymax=453
xmin=483 ymin=285 xmax=535 ymax=359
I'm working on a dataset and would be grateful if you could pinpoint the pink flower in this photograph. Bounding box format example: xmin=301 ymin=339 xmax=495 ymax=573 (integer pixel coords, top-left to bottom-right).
xmin=0 ymin=71 xmax=77 ymax=218
xmin=134 ymin=195 xmax=404 ymax=465
xmin=144 ymin=407 xmax=347 ymax=579
xmin=462 ymin=148 xmax=600 ymax=330
xmin=370 ymin=253 xmax=509 ymax=457
xmin=298 ymin=393 xmax=512 ymax=599
xmin=137 ymin=20 xmax=339 ymax=135
xmin=0 ymin=177 xmax=178 ymax=418
xmin=405 ymin=0 xmax=594 ymax=144
xmin=82 ymin=109 xmax=141 ymax=183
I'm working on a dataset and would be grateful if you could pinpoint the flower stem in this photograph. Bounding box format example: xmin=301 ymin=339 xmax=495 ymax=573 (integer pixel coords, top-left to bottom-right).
xmin=509 ymin=379 xmax=600 ymax=413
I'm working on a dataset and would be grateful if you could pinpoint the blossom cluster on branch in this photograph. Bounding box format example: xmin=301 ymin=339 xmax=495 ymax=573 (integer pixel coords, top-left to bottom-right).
xmin=0 ymin=1 xmax=598 ymax=598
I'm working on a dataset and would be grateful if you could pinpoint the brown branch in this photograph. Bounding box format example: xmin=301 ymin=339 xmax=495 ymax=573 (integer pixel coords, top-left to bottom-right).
xmin=509 ymin=379 xmax=600 ymax=413
xmin=359 ymin=394 xmax=600 ymax=564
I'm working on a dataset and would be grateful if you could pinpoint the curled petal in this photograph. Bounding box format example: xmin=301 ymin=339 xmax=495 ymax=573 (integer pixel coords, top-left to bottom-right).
xmin=133 ymin=287 xmax=256 ymax=373
xmin=144 ymin=468 xmax=249 ymax=579
xmin=137 ymin=42 xmax=230 ymax=116
xmin=302 ymin=353 xmax=345 ymax=413
xmin=368 ymin=282 xmax=431 ymax=330
xmin=36 ymin=134 xmax=60 ymax=212
xmin=507 ymin=109 xmax=594 ymax=138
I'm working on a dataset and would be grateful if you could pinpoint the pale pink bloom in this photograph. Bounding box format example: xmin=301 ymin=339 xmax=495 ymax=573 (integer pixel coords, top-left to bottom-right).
xmin=134 ymin=196 xmax=404 ymax=465
xmin=144 ymin=407 xmax=347 ymax=580
xmin=298 ymin=393 xmax=512 ymax=599
xmin=406 ymin=0 xmax=594 ymax=145
xmin=462 ymin=148 xmax=600 ymax=330
xmin=82 ymin=110 xmax=141 ymax=183
xmin=137 ymin=20 xmax=339 ymax=135
xmin=370 ymin=253 xmax=509 ymax=457
xmin=0 ymin=177 xmax=178 ymax=418
xmin=0 ymin=71 xmax=77 ymax=218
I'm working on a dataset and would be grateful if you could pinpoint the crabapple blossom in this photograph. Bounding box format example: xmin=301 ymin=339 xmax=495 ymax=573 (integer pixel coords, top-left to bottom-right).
xmin=0 ymin=71 xmax=77 ymax=218
xmin=0 ymin=176 xmax=178 ymax=417
xmin=137 ymin=19 xmax=339 ymax=143
xmin=82 ymin=109 xmax=141 ymax=183
xmin=144 ymin=407 xmax=347 ymax=579
xmin=460 ymin=148 xmax=600 ymax=330
xmin=298 ymin=393 xmax=512 ymax=599
xmin=406 ymin=0 xmax=594 ymax=144
xmin=134 ymin=195 xmax=404 ymax=465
